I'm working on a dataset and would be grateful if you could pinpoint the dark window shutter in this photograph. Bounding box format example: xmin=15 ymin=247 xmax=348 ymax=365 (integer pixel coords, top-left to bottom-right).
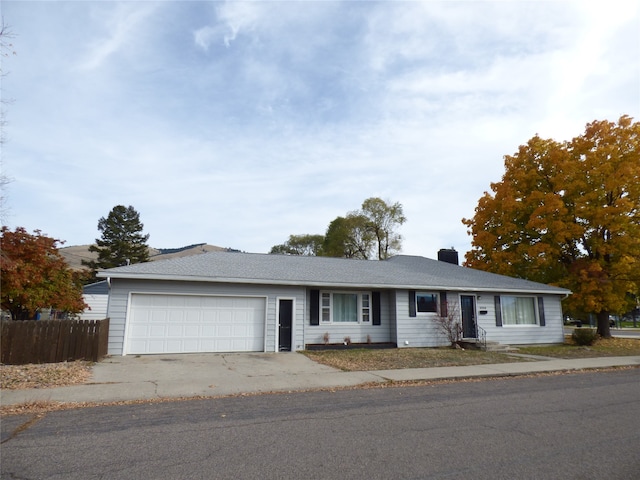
xmin=310 ymin=290 xmax=319 ymax=326
xmin=494 ymin=296 xmax=502 ymax=327
xmin=440 ymin=291 xmax=448 ymax=317
xmin=537 ymin=297 xmax=546 ymax=326
xmin=372 ymin=291 xmax=381 ymax=325
xmin=409 ymin=290 xmax=416 ymax=317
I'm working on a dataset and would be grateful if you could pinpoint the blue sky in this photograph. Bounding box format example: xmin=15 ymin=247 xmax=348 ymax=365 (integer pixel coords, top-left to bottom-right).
xmin=2 ymin=0 xmax=638 ymax=258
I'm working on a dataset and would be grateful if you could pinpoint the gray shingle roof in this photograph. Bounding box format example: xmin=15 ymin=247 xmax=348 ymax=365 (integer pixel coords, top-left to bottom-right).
xmin=98 ymin=252 xmax=569 ymax=295
xmin=82 ymin=280 xmax=109 ymax=295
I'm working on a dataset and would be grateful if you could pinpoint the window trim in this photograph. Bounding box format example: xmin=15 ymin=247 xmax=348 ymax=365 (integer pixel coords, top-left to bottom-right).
xmin=499 ymin=295 xmax=540 ymax=326
xmin=361 ymin=292 xmax=371 ymax=324
xmin=320 ymin=291 xmax=372 ymax=324
xmin=415 ymin=291 xmax=440 ymax=315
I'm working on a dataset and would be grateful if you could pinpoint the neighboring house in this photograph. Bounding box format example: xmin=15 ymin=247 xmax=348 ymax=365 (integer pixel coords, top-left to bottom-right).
xmin=97 ymin=251 xmax=570 ymax=356
xmin=79 ymin=281 xmax=109 ymax=321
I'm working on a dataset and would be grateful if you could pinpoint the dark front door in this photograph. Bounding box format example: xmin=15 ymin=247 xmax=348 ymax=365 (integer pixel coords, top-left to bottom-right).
xmin=278 ymin=299 xmax=293 ymax=352
xmin=461 ymin=295 xmax=477 ymax=339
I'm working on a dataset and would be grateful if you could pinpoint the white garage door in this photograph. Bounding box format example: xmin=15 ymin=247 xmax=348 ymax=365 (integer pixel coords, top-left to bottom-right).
xmin=126 ymin=294 xmax=266 ymax=354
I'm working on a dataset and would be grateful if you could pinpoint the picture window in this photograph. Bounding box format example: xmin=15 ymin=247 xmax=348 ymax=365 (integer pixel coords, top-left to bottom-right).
xmin=320 ymin=292 xmax=371 ymax=323
xmin=416 ymin=293 xmax=438 ymax=313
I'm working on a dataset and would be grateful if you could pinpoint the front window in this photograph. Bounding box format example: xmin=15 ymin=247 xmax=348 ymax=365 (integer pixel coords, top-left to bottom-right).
xmin=321 ymin=292 xmax=331 ymax=322
xmin=361 ymin=293 xmax=370 ymax=323
xmin=501 ymin=296 xmax=537 ymax=325
xmin=333 ymin=293 xmax=358 ymax=323
xmin=416 ymin=292 xmax=438 ymax=313
xmin=320 ymin=292 xmax=371 ymax=323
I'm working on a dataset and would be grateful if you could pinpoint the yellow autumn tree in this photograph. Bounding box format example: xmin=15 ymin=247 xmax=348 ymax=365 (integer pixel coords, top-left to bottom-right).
xmin=463 ymin=116 xmax=640 ymax=337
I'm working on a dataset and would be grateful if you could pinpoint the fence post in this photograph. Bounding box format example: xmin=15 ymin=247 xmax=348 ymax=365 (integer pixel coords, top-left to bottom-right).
xmin=97 ymin=318 xmax=110 ymax=360
xmin=21 ymin=321 xmax=37 ymax=364
xmin=1 ymin=321 xmax=10 ymax=364
xmin=44 ymin=321 xmax=58 ymax=363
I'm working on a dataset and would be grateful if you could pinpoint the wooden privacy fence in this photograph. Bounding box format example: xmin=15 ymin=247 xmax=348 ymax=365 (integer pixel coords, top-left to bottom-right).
xmin=1 ymin=318 xmax=110 ymax=365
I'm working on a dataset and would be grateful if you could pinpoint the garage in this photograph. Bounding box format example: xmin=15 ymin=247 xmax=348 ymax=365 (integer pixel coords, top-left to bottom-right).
xmin=126 ymin=294 xmax=266 ymax=354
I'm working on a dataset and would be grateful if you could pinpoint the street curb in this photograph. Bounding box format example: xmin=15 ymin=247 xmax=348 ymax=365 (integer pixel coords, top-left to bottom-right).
xmin=2 ymin=360 xmax=639 ymax=414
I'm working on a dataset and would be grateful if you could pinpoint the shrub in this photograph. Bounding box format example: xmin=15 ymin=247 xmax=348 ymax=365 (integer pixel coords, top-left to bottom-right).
xmin=572 ymin=328 xmax=598 ymax=346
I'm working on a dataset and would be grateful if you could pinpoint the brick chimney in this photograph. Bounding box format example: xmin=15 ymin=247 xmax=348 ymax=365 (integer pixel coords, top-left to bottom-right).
xmin=437 ymin=248 xmax=458 ymax=265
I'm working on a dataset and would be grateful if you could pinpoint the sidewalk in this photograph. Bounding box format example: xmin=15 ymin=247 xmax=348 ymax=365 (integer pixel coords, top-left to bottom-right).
xmin=2 ymin=353 xmax=639 ymax=408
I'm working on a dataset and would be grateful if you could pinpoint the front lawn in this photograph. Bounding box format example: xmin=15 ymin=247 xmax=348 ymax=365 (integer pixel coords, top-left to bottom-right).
xmin=302 ymin=347 xmax=535 ymax=371
xmin=303 ymin=336 xmax=640 ymax=371
xmin=517 ymin=336 xmax=640 ymax=359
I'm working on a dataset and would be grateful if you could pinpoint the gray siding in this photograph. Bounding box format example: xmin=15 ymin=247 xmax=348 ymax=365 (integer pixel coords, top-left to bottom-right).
xmin=476 ymin=293 xmax=565 ymax=345
xmin=395 ymin=289 xmax=450 ymax=348
xmin=79 ymin=294 xmax=109 ymax=321
xmin=107 ymin=279 xmax=305 ymax=355
xmin=395 ymin=291 xmax=565 ymax=347
xmin=388 ymin=291 xmax=398 ymax=343
xmin=304 ymin=290 xmax=395 ymax=346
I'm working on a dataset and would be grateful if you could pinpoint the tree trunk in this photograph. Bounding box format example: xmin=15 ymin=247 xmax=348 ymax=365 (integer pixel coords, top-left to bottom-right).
xmin=596 ymin=310 xmax=611 ymax=338
xmin=8 ymin=306 xmax=31 ymax=321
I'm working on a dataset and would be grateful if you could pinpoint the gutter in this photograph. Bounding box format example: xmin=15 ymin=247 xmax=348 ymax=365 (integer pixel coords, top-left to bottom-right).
xmin=97 ymin=272 xmax=571 ymax=296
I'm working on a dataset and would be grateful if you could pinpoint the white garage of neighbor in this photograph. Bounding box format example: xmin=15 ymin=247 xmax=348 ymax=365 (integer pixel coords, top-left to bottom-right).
xmin=125 ymin=294 xmax=266 ymax=355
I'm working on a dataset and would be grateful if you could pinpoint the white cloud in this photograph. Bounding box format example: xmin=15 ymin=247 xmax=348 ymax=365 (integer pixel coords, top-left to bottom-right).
xmin=2 ymin=0 xmax=638 ymax=258
xmin=193 ymin=25 xmax=218 ymax=51
xmin=216 ymin=1 xmax=262 ymax=47
xmin=76 ymin=2 xmax=160 ymax=71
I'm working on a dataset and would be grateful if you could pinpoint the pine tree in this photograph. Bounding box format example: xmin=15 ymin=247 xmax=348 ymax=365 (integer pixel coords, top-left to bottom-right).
xmin=84 ymin=205 xmax=150 ymax=271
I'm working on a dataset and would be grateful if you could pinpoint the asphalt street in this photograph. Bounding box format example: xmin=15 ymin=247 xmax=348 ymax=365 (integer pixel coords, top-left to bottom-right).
xmin=2 ymin=369 xmax=639 ymax=480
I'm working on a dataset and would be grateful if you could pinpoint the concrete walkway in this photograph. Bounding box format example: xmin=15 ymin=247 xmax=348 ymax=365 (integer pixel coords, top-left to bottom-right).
xmin=2 ymin=353 xmax=639 ymax=407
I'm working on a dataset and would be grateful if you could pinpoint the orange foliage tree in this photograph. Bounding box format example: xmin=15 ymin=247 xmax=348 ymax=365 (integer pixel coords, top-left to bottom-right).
xmin=0 ymin=227 xmax=87 ymax=320
xmin=463 ymin=116 xmax=640 ymax=337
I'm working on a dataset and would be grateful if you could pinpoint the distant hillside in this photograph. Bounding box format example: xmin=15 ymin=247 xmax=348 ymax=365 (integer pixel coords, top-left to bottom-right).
xmin=155 ymin=244 xmax=212 ymax=255
xmin=60 ymin=243 xmax=231 ymax=270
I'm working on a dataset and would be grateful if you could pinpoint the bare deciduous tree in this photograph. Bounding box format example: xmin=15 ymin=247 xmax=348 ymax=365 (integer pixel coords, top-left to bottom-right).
xmin=435 ymin=301 xmax=462 ymax=347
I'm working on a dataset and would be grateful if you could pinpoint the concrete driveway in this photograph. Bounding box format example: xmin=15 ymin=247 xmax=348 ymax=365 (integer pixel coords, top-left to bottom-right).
xmin=93 ymin=352 xmax=378 ymax=398
xmin=1 ymin=353 xmax=381 ymax=406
